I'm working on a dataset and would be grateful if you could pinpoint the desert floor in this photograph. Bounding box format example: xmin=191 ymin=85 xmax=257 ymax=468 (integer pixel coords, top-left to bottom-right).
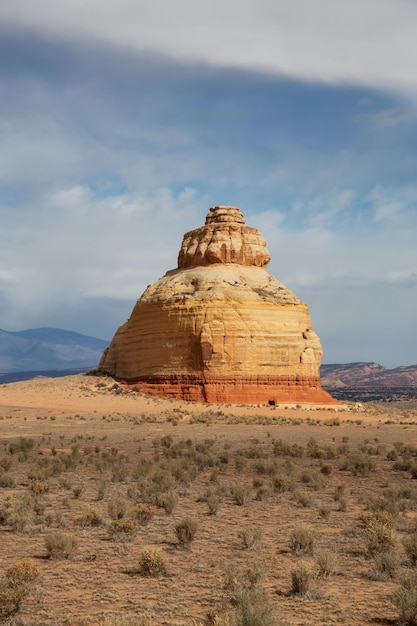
xmin=1 ymin=374 xmax=417 ymax=626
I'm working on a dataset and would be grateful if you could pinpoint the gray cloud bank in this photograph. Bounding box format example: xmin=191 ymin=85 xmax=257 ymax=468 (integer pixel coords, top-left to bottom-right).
xmin=1 ymin=0 xmax=417 ymax=97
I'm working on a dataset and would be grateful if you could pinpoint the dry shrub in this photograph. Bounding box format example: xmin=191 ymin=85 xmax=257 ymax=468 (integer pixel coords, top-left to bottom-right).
xmin=272 ymin=474 xmax=289 ymax=493
xmin=1 ymin=494 xmax=33 ymax=533
xmin=45 ymin=531 xmax=78 ymax=559
xmin=316 ymin=550 xmax=338 ymax=578
xmin=75 ymin=508 xmax=103 ymax=527
xmin=403 ymin=531 xmax=417 ymax=566
xmin=158 ymin=491 xmax=177 ymax=515
xmin=372 ymin=551 xmax=401 ymax=581
xmin=0 ymin=578 xmax=30 ymax=619
xmin=133 ymin=503 xmax=156 ymax=526
xmin=218 ymin=564 xmax=276 ymax=626
xmin=137 ymin=546 xmax=168 ymax=577
xmin=108 ymin=518 xmax=137 ymax=541
xmin=205 ymin=489 xmax=223 ymax=515
xmin=291 ymin=488 xmax=312 ymax=508
xmin=0 ymin=472 xmax=16 ymax=488
xmin=6 ymin=559 xmax=40 ymax=585
xmin=290 ymin=528 xmax=316 ymax=555
xmin=0 ymin=559 xmax=40 ymax=619
xmin=363 ymin=514 xmax=396 ymax=554
xmin=107 ymin=496 xmax=128 ymax=520
xmin=30 ymin=479 xmax=50 ymax=495
xmin=391 ymin=571 xmax=417 ymax=625
xmin=174 ymin=517 xmax=198 ymax=545
xmin=291 ymin=562 xmax=314 ymax=595
xmin=233 ymin=587 xmax=278 ymax=625
xmin=238 ymin=525 xmax=262 ymax=550
xmin=231 ymin=484 xmax=252 ymax=506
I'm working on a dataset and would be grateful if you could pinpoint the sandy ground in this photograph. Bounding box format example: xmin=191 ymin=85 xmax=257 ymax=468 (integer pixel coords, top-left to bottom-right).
xmin=1 ymin=374 xmax=416 ymax=626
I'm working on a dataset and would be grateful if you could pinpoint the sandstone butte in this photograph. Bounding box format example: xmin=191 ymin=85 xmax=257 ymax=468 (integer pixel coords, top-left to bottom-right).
xmin=98 ymin=206 xmax=338 ymax=404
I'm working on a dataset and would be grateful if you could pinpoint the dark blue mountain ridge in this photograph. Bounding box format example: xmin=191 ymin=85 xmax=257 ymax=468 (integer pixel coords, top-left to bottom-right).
xmin=0 ymin=327 xmax=109 ymax=373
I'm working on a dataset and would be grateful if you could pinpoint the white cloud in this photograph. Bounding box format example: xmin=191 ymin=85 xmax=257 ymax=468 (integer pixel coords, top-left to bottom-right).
xmin=384 ymin=271 xmax=417 ymax=287
xmin=1 ymin=183 xmax=416 ymax=365
xmin=1 ymin=1 xmax=417 ymax=98
xmin=369 ymin=107 xmax=413 ymax=129
xmin=291 ymin=189 xmax=357 ymax=228
xmin=249 ymin=208 xmax=417 ymax=366
xmin=0 ymin=184 xmax=206 ymax=334
xmin=369 ymin=185 xmax=417 ymax=223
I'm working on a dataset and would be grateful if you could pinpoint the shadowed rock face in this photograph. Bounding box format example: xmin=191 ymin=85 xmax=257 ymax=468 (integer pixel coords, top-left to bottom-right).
xmin=99 ymin=206 xmax=337 ymax=404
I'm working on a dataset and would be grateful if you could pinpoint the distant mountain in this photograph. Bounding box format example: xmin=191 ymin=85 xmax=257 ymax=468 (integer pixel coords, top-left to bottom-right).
xmin=321 ymin=362 xmax=417 ymax=388
xmin=0 ymin=327 xmax=108 ymax=373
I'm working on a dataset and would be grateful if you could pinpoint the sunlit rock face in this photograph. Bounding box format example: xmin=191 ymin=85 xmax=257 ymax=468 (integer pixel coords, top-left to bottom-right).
xmin=99 ymin=206 xmax=337 ymax=404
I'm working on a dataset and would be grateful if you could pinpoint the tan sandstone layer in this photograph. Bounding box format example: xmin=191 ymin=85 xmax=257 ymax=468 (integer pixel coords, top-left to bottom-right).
xmin=99 ymin=206 xmax=337 ymax=404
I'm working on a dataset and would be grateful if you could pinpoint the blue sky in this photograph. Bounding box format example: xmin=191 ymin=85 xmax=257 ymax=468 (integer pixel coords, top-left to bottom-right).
xmin=0 ymin=0 xmax=416 ymax=367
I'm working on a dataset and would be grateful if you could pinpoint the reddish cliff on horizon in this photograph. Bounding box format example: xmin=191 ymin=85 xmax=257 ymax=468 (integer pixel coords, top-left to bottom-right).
xmin=99 ymin=206 xmax=337 ymax=404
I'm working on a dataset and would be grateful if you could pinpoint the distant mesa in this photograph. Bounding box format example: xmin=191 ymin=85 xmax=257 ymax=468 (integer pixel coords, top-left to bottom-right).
xmin=0 ymin=327 xmax=108 ymax=374
xmin=99 ymin=206 xmax=337 ymax=404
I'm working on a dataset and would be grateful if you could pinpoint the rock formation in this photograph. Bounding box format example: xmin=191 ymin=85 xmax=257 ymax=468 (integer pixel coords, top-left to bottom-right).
xmin=99 ymin=206 xmax=337 ymax=404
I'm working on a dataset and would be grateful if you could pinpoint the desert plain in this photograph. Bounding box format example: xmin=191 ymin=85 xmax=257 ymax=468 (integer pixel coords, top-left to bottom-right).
xmin=1 ymin=374 xmax=417 ymax=625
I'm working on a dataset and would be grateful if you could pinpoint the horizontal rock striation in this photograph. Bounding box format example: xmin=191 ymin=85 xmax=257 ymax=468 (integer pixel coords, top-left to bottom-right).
xmin=99 ymin=206 xmax=337 ymax=404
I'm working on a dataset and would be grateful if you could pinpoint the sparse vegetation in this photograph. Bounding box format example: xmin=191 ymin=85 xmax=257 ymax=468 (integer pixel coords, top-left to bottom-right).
xmin=1 ymin=375 xmax=417 ymax=624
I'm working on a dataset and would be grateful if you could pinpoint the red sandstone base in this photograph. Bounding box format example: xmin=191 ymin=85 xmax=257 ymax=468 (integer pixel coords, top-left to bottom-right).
xmin=120 ymin=374 xmax=339 ymax=404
